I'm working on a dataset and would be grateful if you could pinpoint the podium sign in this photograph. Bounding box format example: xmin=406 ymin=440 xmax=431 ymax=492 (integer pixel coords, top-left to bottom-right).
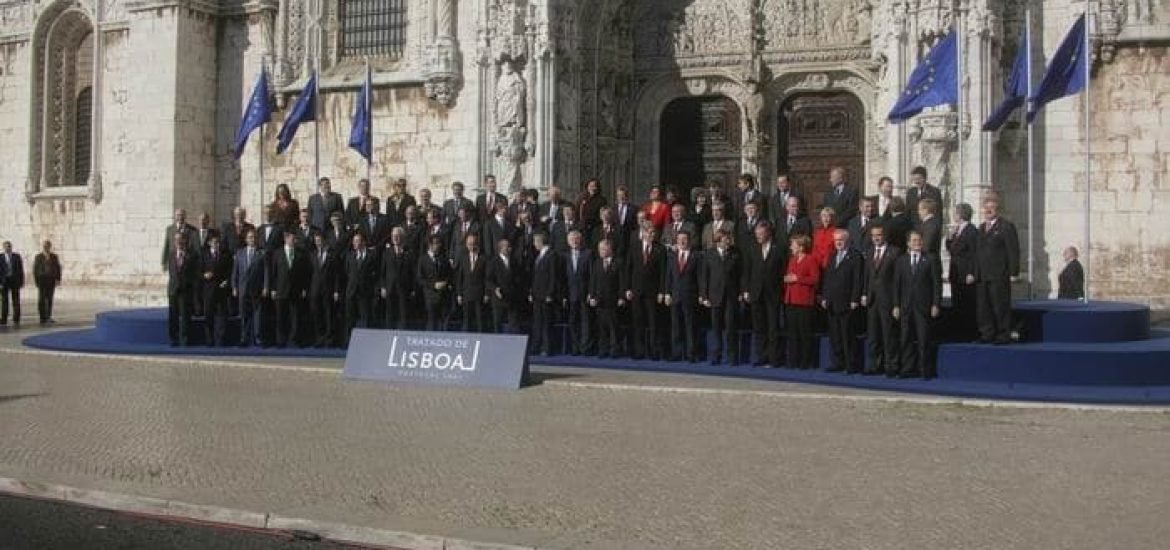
xmin=342 ymin=329 xmax=529 ymax=390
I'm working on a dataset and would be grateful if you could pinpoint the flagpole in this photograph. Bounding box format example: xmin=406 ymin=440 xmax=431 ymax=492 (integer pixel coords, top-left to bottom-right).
xmin=313 ymin=60 xmax=322 ymax=192
xmin=1025 ymin=8 xmax=1035 ymax=298
xmin=365 ymin=57 xmax=372 ymax=183
xmin=956 ymin=8 xmax=965 ymax=203
xmin=259 ymin=60 xmax=267 ymax=213
xmin=1083 ymin=3 xmax=1092 ymax=302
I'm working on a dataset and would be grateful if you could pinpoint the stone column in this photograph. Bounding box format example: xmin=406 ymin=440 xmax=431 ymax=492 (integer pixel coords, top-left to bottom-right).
xmin=424 ymin=0 xmax=463 ymax=106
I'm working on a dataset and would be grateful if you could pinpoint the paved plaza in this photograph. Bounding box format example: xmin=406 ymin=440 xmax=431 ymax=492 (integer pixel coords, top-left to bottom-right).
xmin=1 ymin=304 xmax=1169 ymax=549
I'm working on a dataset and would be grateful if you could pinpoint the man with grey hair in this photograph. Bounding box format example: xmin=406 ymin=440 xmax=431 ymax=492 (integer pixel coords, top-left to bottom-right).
xmin=820 ymin=228 xmax=864 ymax=373
xmin=1058 ymin=246 xmax=1084 ymax=300
xmin=162 ymin=208 xmax=195 ymax=271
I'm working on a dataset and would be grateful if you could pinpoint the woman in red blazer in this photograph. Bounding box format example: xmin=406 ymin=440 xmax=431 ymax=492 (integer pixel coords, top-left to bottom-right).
xmin=811 ymin=207 xmax=837 ymax=268
xmin=785 ymin=234 xmax=822 ymax=369
xmin=641 ymin=185 xmax=671 ymax=231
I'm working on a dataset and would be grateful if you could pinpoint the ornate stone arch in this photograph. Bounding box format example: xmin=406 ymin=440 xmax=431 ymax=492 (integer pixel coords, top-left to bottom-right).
xmin=28 ymin=0 xmax=100 ymax=202
xmin=764 ymin=68 xmax=882 ymax=188
xmin=631 ymin=72 xmax=752 ymax=195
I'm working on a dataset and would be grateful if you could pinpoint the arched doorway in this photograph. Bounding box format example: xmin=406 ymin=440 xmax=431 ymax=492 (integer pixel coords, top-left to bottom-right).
xmin=659 ymin=96 xmax=742 ymax=197
xmin=777 ymin=93 xmax=865 ymax=210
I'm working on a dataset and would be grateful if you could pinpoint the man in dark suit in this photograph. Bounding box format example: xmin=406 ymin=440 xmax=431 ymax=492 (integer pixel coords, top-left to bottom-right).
xmin=454 ymin=233 xmax=489 ymax=332
xmin=166 ymin=233 xmax=199 ymax=346
xmin=577 ymin=179 xmax=608 ymax=233
xmin=613 ymin=185 xmax=639 ymax=236
xmin=740 ymin=223 xmax=785 ymax=367
xmin=33 ymin=240 xmax=62 ymax=325
xmin=415 ymin=187 xmax=443 ymax=222
xmin=563 ymin=230 xmax=594 ymax=355
xmin=221 ymin=207 xmax=254 ymax=256
xmin=550 ymin=203 xmax=585 ymax=254
xmin=528 ymin=233 xmax=559 ymax=355
xmin=200 ymin=234 xmax=233 ymax=347
xmin=734 ymin=174 xmax=765 ymax=222
xmin=699 ymin=229 xmax=740 ymax=365
xmin=323 ymin=211 xmax=352 ymax=256
xmin=292 ymin=208 xmax=319 ymax=250
xmin=344 ymin=232 xmax=378 ymax=338
xmin=358 ymin=200 xmax=390 ymax=249
xmin=660 ymin=203 xmax=696 ymax=252
xmin=345 ymin=178 xmax=376 ymax=228
xmin=946 ymin=203 xmax=979 ymax=340
xmin=776 ymin=196 xmax=813 ymax=247
xmin=422 ymin=210 xmax=449 ymax=258
xmin=0 ymin=241 xmax=25 ymax=326
xmin=847 ymin=196 xmax=878 ymax=255
xmin=481 ymin=202 xmax=514 ymax=255
xmin=664 ymin=231 xmax=702 ymax=362
xmin=379 ymin=227 xmax=414 ymax=330
xmin=893 ymin=231 xmax=942 ymax=378
xmin=769 ymin=173 xmax=805 ymax=226
xmin=416 ymin=236 xmax=453 ymax=331
xmin=193 ymin=212 xmax=218 ymax=253
xmin=385 ymin=178 xmax=416 ymax=227
xmin=1058 ymin=246 xmax=1085 ymax=300
xmin=269 ymin=232 xmax=309 ymax=347
xmin=905 ymin=166 xmax=943 ymax=224
xmin=161 ymin=208 xmax=196 ymax=271
xmin=588 ymin=239 xmax=626 ymax=358
xmin=442 ymin=181 xmax=475 ymax=226
xmin=256 ymin=208 xmax=285 ymax=252
xmin=915 ymin=198 xmax=943 ymax=260
xmin=400 ymin=206 xmax=425 ymax=251
xmin=974 ymin=196 xmax=1020 ymax=345
xmin=308 ymin=232 xmax=342 ymax=347
xmin=540 ymin=186 xmax=569 ymax=229
xmin=861 ymin=224 xmax=901 ymax=376
xmin=308 ymin=177 xmax=344 ymax=231
xmin=626 ymin=226 xmax=666 ymax=360
xmin=508 ymin=188 xmax=540 ymax=227
xmin=485 ymin=238 xmax=522 ymax=333
xmin=448 ymin=206 xmax=480 ymax=262
xmin=820 ymin=229 xmax=865 ymax=373
xmin=592 ymin=207 xmax=627 ymax=259
xmin=876 ymin=177 xmax=896 ymax=220
xmin=232 ymin=229 xmax=268 ymax=347
xmin=822 ymin=166 xmax=859 ymax=228
xmin=476 ymin=175 xmax=509 ymax=222
xmin=737 ymin=202 xmax=766 ymax=250
xmin=883 ymin=197 xmax=913 ymax=251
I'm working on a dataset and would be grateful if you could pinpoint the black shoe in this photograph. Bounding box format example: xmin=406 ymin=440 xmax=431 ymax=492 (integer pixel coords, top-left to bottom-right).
xmin=825 ymin=367 xmax=844 ymax=373
xmin=897 ymin=371 xmax=919 ymax=379
xmin=709 ymin=358 xmax=721 ymax=366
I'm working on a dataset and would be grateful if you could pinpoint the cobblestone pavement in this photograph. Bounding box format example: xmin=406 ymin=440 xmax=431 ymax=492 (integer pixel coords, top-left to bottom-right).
xmin=2 ymin=304 xmax=1170 ymax=549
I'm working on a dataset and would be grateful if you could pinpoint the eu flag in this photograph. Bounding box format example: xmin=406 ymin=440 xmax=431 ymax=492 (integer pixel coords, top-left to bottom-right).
xmin=982 ymin=27 xmax=1032 ymax=131
xmin=276 ymin=72 xmax=318 ymax=154
xmin=348 ymin=66 xmax=372 ymax=162
xmin=1028 ymin=14 xmax=1087 ymax=123
xmin=888 ymin=29 xmax=959 ymax=123
xmin=232 ymin=69 xmax=271 ymax=159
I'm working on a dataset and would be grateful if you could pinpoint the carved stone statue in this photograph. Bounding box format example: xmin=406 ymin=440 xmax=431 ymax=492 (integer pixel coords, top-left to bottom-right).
xmin=495 ymin=60 xmax=527 ymax=129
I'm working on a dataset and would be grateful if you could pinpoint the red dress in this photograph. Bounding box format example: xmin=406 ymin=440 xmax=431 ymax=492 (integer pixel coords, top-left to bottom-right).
xmin=642 ymin=201 xmax=670 ymax=231
xmin=811 ymin=225 xmax=836 ymax=268
xmin=784 ymin=254 xmax=822 ymax=307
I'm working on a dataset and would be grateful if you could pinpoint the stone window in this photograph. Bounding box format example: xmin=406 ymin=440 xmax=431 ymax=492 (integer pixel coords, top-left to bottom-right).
xmin=29 ymin=1 xmax=99 ymax=199
xmin=339 ymin=0 xmax=408 ymax=59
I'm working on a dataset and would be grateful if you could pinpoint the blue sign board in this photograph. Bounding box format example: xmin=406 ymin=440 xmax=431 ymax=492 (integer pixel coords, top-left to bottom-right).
xmin=342 ymin=329 xmax=529 ymax=390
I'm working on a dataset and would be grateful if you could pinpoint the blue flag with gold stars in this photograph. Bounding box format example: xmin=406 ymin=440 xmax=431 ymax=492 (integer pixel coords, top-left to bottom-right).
xmin=982 ymin=26 xmax=1033 ymax=131
xmin=1028 ymin=14 xmax=1087 ymax=123
xmin=232 ymin=69 xmax=271 ymax=159
xmin=348 ymin=65 xmax=372 ymax=162
xmin=276 ymin=72 xmax=317 ymax=154
xmin=888 ymin=29 xmax=959 ymax=123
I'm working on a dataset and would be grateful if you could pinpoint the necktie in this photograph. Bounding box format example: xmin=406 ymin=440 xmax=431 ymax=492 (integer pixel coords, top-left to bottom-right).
xmin=177 ymin=252 xmax=183 ymax=266
xmin=247 ymin=249 xmax=253 ymax=266
xmin=287 ymin=249 xmax=293 ymax=266
xmin=762 ymin=244 xmax=768 ymax=259
xmin=470 ymin=253 xmax=476 ymax=266
xmin=861 ymin=218 xmax=867 ymax=229
xmin=503 ymin=256 xmax=508 ymax=269
xmin=837 ymin=252 xmax=844 ymax=267
xmin=605 ymin=259 xmax=611 ymax=271
xmin=912 ymin=254 xmax=919 ymax=274
xmin=876 ymin=248 xmax=883 ymax=264
xmin=675 ymin=222 xmax=681 ymax=232
xmin=643 ymin=244 xmax=650 ymax=264
xmin=788 ymin=216 xmax=795 ymax=230
xmin=679 ymin=251 xmax=686 ymax=271
xmin=320 ymin=251 xmax=325 ymax=265
xmin=572 ymin=251 xmax=579 ymax=271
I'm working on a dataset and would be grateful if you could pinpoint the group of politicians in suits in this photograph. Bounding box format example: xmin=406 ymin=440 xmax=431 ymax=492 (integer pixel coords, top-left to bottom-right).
xmin=161 ymin=166 xmax=1085 ymax=380
xmin=0 ymin=240 xmax=64 ymax=327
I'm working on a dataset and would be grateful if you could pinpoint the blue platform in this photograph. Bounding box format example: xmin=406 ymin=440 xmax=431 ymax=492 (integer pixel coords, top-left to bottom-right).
xmin=21 ymin=302 xmax=1170 ymax=405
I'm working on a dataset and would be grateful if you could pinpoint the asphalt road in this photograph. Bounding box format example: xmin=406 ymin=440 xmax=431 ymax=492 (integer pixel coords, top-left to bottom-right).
xmin=0 ymin=494 xmax=379 ymax=550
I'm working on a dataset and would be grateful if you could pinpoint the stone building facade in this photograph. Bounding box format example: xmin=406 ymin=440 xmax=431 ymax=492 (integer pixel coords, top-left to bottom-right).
xmin=0 ymin=0 xmax=1167 ymax=306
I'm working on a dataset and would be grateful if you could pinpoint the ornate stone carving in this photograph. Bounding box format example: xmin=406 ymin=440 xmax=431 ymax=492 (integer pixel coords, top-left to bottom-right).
xmin=636 ymin=0 xmax=753 ymax=58
xmin=909 ymin=112 xmax=958 ymax=189
xmin=759 ymin=0 xmax=872 ymax=50
xmin=423 ymin=0 xmax=462 ymax=106
xmin=494 ymin=58 xmax=528 ymax=190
